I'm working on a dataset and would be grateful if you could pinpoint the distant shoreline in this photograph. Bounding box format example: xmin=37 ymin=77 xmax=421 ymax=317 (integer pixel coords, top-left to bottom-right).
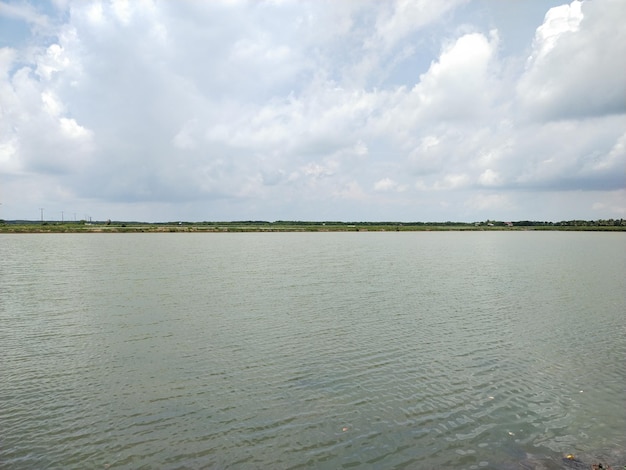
xmin=1 ymin=221 xmax=625 ymax=233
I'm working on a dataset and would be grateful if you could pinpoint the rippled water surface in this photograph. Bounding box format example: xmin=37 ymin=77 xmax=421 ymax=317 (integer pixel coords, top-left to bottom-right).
xmin=1 ymin=232 xmax=625 ymax=469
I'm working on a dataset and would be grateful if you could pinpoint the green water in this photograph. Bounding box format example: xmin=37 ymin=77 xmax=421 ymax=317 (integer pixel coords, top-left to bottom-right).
xmin=1 ymin=232 xmax=625 ymax=469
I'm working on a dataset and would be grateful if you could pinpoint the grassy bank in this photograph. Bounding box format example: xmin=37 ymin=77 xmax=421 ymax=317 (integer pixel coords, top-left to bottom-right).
xmin=1 ymin=220 xmax=625 ymax=233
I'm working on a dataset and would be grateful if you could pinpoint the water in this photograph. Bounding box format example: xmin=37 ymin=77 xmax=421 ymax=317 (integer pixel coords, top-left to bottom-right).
xmin=1 ymin=232 xmax=625 ymax=469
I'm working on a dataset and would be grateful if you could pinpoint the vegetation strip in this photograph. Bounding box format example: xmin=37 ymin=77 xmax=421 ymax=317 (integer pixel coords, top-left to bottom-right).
xmin=1 ymin=219 xmax=625 ymax=233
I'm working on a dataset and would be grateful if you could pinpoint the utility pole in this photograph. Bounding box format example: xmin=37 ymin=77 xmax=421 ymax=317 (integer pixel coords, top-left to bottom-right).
xmin=61 ymin=211 xmax=64 ymax=223
xmin=40 ymin=208 xmax=44 ymax=223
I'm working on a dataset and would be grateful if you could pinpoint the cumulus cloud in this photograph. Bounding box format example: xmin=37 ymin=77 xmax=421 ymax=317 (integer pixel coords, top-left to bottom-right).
xmin=374 ymin=177 xmax=407 ymax=192
xmin=0 ymin=48 xmax=94 ymax=177
xmin=0 ymin=0 xmax=624 ymax=222
xmin=517 ymin=0 xmax=626 ymax=120
xmin=0 ymin=1 xmax=50 ymax=29
xmin=478 ymin=169 xmax=502 ymax=187
xmin=373 ymin=0 xmax=465 ymax=51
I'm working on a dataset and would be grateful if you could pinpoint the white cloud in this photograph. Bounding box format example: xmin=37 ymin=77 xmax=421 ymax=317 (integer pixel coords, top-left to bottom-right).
xmin=478 ymin=169 xmax=502 ymax=187
xmin=0 ymin=137 xmax=20 ymax=174
xmin=302 ymin=161 xmax=337 ymax=179
xmin=41 ymin=91 xmax=63 ymax=116
xmin=518 ymin=0 xmax=626 ymax=120
xmin=531 ymin=1 xmax=583 ymax=62
xmin=59 ymin=117 xmax=91 ymax=140
xmin=594 ymin=132 xmax=625 ymax=171
xmin=36 ymin=44 xmax=70 ymax=80
xmin=413 ymin=31 xmax=498 ymax=119
xmin=372 ymin=0 xmax=466 ymax=51
xmin=85 ymin=2 xmax=105 ymax=25
xmin=0 ymin=1 xmax=49 ymax=27
xmin=0 ymin=0 xmax=624 ymax=222
xmin=372 ymin=30 xmax=499 ymax=147
xmin=374 ymin=178 xmax=406 ymax=192
xmin=333 ymin=180 xmax=367 ymax=201
xmin=433 ymin=173 xmax=470 ymax=190
xmin=0 ymin=42 xmax=94 ymax=177
xmin=509 ymin=115 xmax=625 ymax=190
xmin=172 ymin=119 xmax=199 ymax=150
xmin=111 ymin=0 xmax=133 ymax=25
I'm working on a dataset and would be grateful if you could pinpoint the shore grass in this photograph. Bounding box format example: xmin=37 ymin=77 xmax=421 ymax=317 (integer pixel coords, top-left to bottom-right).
xmin=1 ymin=221 xmax=625 ymax=233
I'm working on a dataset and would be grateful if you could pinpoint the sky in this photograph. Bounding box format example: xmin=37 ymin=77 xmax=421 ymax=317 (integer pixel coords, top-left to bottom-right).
xmin=0 ymin=0 xmax=624 ymax=223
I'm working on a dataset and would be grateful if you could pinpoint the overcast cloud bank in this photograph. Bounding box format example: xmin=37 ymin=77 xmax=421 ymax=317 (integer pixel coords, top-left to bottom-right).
xmin=1 ymin=0 xmax=624 ymax=222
